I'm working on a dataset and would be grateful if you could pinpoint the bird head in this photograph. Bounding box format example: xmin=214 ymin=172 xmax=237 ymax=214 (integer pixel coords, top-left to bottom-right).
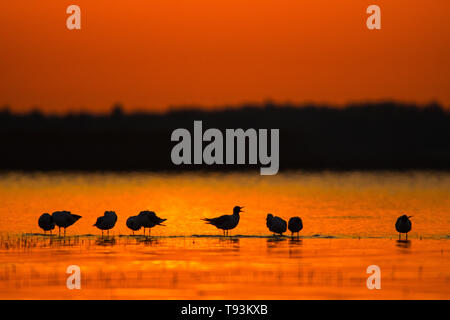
xmin=400 ymin=214 xmax=412 ymax=221
xmin=266 ymin=213 xmax=273 ymax=221
xmin=233 ymin=206 xmax=244 ymax=214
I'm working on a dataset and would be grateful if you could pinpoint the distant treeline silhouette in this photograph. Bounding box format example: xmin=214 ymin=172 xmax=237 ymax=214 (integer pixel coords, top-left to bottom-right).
xmin=0 ymin=101 xmax=449 ymax=171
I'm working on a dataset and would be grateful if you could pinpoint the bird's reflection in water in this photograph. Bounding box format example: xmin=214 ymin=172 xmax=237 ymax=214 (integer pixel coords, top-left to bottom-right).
xmin=288 ymin=238 xmax=303 ymax=258
xmin=48 ymin=236 xmax=81 ymax=247
xmin=96 ymin=237 xmax=116 ymax=246
xmin=396 ymin=239 xmax=412 ymax=250
xmin=289 ymin=238 xmax=303 ymax=246
xmin=217 ymin=237 xmax=240 ymax=250
xmin=218 ymin=236 xmax=239 ymax=243
xmin=39 ymin=233 xmax=56 ymax=237
xmin=266 ymin=236 xmax=288 ymax=249
xmin=135 ymin=236 xmax=160 ymax=246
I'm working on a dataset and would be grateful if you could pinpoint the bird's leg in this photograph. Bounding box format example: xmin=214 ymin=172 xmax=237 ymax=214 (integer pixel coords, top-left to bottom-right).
xmin=108 ymin=230 xmax=109 ymax=237
xmin=64 ymin=228 xmax=66 ymax=237
xmin=149 ymin=228 xmax=151 ymax=237
xmin=406 ymin=233 xmax=408 ymax=241
xmin=59 ymin=227 xmax=61 ymax=237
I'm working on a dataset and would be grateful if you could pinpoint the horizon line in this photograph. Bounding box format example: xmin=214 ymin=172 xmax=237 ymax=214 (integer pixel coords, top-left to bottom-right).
xmin=0 ymin=99 xmax=448 ymax=117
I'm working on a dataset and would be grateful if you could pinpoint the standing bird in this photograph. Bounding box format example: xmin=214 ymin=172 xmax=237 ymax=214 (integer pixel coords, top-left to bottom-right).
xmin=126 ymin=215 xmax=142 ymax=235
xmin=137 ymin=211 xmax=167 ymax=236
xmin=52 ymin=211 xmax=82 ymax=237
xmin=93 ymin=211 xmax=118 ymax=236
xmin=288 ymin=216 xmax=303 ymax=238
xmin=395 ymin=214 xmax=412 ymax=240
xmin=38 ymin=213 xmax=55 ymax=235
xmin=266 ymin=214 xmax=287 ymax=236
xmin=202 ymin=206 xmax=244 ymax=236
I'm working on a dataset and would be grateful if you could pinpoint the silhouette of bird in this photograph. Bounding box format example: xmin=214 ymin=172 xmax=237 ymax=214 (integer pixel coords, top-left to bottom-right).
xmin=38 ymin=213 xmax=55 ymax=235
xmin=395 ymin=214 xmax=412 ymax=240
xmin=266 ymin=214 xmax=287 ymax=236
xmin=93 ymin=211 xmax=117 ymax=236
xmin=52 ymin=211 xmax=82 ymax=237
xmin=126 ymin=215 xmax=142 ymax=235
xmin=137 ymin=211 xmax=166 ymax=236
xmin=202 ymin=206 xmax=244 ymax=236
xmin=288 ymin=216 xmax=303 ymax=238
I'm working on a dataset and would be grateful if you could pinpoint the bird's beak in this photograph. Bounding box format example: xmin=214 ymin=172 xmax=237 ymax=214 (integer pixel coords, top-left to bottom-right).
xmin=239 ymin=206 xmax=244 ymax=212
xmin=408 ymin=216 xmax=413 ymax=218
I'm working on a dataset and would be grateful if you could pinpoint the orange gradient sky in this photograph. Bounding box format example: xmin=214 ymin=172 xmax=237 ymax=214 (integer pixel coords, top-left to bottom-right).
xmin=0 ymin=0 xmax=449 ymax=113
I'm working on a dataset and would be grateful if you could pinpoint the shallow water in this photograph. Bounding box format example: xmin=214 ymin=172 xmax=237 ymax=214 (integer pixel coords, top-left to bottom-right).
xmin=0 ymin=171 xmax=449 ymax=299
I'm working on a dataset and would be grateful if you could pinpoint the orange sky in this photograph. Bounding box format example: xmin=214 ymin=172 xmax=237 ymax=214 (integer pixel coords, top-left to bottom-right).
xmin=0 ymin=0 xmax=449 ymax=113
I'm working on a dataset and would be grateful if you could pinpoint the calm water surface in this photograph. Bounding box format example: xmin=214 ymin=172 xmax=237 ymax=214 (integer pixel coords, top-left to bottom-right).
xmin=0 ymin=171 xmax=449 ymax=299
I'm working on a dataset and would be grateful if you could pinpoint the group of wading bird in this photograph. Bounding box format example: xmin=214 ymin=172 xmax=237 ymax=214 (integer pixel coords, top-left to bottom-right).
xmin=37 ymin=206 xmax=414 ymax=240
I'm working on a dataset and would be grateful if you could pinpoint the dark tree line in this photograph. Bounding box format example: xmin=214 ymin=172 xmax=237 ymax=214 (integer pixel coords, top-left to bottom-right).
xmin=0 ymin=101 xmax=449 ymax=172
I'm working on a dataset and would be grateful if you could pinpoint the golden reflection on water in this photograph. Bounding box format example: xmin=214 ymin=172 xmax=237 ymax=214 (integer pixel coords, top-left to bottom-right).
xmin=0 ymin=235 xmax=449 ymax=299
xmin=0 ymin=171 xmax=449 ymax=238
xmin=0 ymin=171 xmax=449 ymax=299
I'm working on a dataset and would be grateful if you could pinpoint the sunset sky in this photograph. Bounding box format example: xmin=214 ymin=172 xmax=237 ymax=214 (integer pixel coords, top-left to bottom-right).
xmin=0 ymin=0 xmax=449 ymax=114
